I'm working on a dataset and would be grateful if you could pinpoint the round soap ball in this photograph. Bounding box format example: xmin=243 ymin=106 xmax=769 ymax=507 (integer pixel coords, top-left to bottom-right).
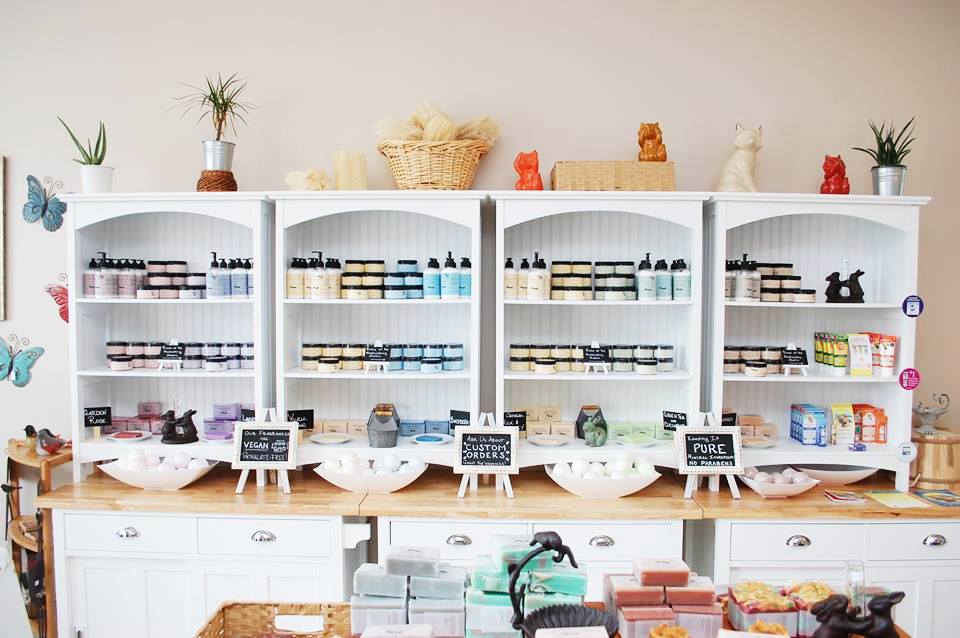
xmin=610 ymin=470 xmax=630 ymax=479
xmin=338 ymin=451 xmax=359 ymax=466
xmin=635 ymin=460 xmax=656 ymax=477
xmin=570 ymin=459 xmax=590 ymax=477
xmin=582 ymin=470 xmax=602 ymax=479
xmin=382 ymin=454 xmax=402 ymax=473
xmin=792 ymin=471 xmax=812 ymax=484
xmin=186 ymin=458 xmax=208 ymax=470
xmin=127 ymin=449 xmax=147 ymax=463
xmin=340 ymin=459 xmax=360 ymax=474
xmin=612 ymin=458 xmax=633 ymax=474
xmin=588 ymin=462 xmax=606 ymax=477
xmin=744 ymin=466 xmax=759 ymax=479
xmin=156 ymin=460 xmax=177 ymax=472
xmin=398 ymin=463 xmax=416 ymax=474
xmin=552 ymin=462 xmax=572 ymax=478
xmin=171 ymin=452 xmax=191 ymax=470
xmin=127 ymin=457 xmax=147 ymax=472
xmin=145 ymin=454 xmax=161 ymax=469
xmin=375 ymin=467 xmax=393 ymax=475
xmin=753 ymin=471 xmax=772 ymax=483
xmin=322 ymin=459 xmax=341 ymax=472
xmin=406 ymin=456 xmax=426 ymax=472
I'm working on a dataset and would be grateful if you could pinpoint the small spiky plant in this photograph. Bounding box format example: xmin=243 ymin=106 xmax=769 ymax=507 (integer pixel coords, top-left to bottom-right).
xmin=58 ymin=117 xmax=107 ymax=165
xmin=174 ymin=72 xmax=254 ymax=141
xmin=852 ymin=118 xmax=916 ymax=167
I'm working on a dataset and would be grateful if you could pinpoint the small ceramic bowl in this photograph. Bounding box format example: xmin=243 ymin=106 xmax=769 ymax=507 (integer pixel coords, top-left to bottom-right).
xmin=99 ymin=460 xmax=217 ymax=491
xmin=544 ymin=465 xmax=661 ymax=499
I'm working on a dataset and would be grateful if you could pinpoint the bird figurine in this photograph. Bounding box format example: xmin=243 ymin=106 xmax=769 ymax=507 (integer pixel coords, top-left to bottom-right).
xmin=35 ymin=428 xmax=67 ymax=456
xmin=23 ymin=424 xmax=37 ymax=447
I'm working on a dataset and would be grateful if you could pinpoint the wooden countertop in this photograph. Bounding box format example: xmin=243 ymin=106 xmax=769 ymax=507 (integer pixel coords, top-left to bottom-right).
xmin=359 ymin=469 xmax=702 ymax=520
xmin=36 ymin=468 xmax=364 ymax=515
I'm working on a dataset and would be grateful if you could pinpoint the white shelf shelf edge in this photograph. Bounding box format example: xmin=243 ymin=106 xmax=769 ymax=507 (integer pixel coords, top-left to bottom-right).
xmin=504 ymin=370 xmax=691 ymax=382
xmin=505 ymin=299 xmax=693 ymax=307
xmin=724 ymin=301 xmax=902 ymax=309
xmin=284 ymin=298 xmax=471 ymax=305
xmin=78 ymin=366 xmax=256 ymax=379
xmin=723 ymin=373 xmax=897 ymax=384
xmin=75 ymin=297 xmax=254 ymax=305
xmin=285 ymin=369 xmax=471 ymax=380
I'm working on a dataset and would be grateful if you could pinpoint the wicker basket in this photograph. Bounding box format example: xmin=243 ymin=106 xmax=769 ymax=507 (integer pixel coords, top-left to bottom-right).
xmin=551 ymin=160 xmax=675 ymax=191
xmin=378 ymin=140 xmax=490 ymax=190
xmin=194 ymin=602 xmax=351 ymax=638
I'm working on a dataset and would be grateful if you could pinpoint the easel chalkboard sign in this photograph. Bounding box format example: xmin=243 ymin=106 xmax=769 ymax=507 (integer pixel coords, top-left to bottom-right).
xmin=454 ymin=413 xmax=518 ymax=498
xmin=503 ymin=411 xmax=527 ymax=432
xmin=286 ymin=409 xmax=314 ymax=430
xmin=449 ymin=409 xmax=470 ymax=432
xmin=84 ymin=406 xmax=112 ymax=428
xmin=160 ymin=344 xmax=186 ymax=360
xmin=782 ymin=343 xmax=809 ymax=377
xmin=240 ymin=408 xmax=257 ymax=422
xmin=363 ymin=340 xmax=390 ymax=373
xmin=232 ymin=410 xmax=298 ymax=494
xmin=675 ymin=413 xmax=742 ymax=499
xmin=662 ymin=410 xmax=687 ymax=432
xmin=583 ymin=341 xmax=611 ymax=375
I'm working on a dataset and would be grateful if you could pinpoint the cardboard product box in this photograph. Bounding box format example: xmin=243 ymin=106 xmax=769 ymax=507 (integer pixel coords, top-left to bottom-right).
xmin=527 ymin=423 xmax=550 ymax=437
xmin=738 ymin=424 xmax=756 ymax=437
xmin=519 ymin=406 xmax=542 ymax=423
xmin=755 ymin=423 xmax=779 ymax=440
xmin=540 ymin=406 xmax=562 ymax=422
xmin=324 ymin=419 xmax=348 ymax=434
xmin=348 ymin=419 xmax=368 ymax=436
xmin=551 ymin=422 xmax=575 ymax=438
xmin=739 ymin=414 xmax=764 ymax=427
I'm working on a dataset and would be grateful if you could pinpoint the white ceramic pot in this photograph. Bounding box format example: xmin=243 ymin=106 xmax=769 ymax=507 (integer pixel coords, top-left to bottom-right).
xmin=80 ymin=165 xmax=114 ymax=193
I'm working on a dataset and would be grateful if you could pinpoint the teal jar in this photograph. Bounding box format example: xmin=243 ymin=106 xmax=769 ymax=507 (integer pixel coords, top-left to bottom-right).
xmin=423 ymin=344 xmax=444 ymax=358
xmin=443 ymin=343 xmax=464 ymax=359
xmin=397 ymin=260 xmax=418 ymax=273
xmin=442 ymin=356 xmax=464 ymax=371
xmin=384 ymin=285 xmax=406 ymax=299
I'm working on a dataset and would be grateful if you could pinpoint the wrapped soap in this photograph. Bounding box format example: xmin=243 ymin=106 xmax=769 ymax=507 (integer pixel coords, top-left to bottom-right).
xmin=633 ymin=557 xmax=690 ymax=587
xmin=603 ymin=573 xmax=663 ymax=612
xmin=524 ymin=591 xmax=583 ymax=611
xmin=385 ymin=546 xmax=441 ymax=577
xmin=351 ymin=595 xmax=408 ymax=635
xmin=665 ymin=574 xmax=715 ymax=605
xmin=466 ymin=588 xmax=514 ymax=633
xmin=354 ymin=563 xmax=408 ymax=598
xmin=535 ymin=628 xmax=608 ymax=638
xmin=491 ymin=535 xmax=552 ymax=571
xmin=617 ymin=606 xmax=676 ymax=638
xmin=672 ymin=603 xmax=723 ymax=638
xmin=408 ymin=598 xmax=465 ymax=637
xmin=528 ymin=562 xmax=588 ymax=596
xmin=471 ymin=556 xmax=528 ymax=593
xmin=411 ymin=564 xmax=468 ymax=599
xmin=466 ymin=631 xmax=521 ymax=638
xmin=361 ymin=626 xmax=434 ymax=638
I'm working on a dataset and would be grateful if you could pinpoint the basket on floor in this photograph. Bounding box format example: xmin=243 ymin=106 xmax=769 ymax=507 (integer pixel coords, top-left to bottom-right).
xmin=378 ymin=139 xmax=490 ymax=190
xmin=194 ymin=601 xmax=351 ymax=638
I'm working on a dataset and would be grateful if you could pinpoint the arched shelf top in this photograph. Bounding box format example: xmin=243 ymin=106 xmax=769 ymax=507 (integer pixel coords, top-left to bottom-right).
xmin=503 ymin=205 xmax=700 ymax=231
xmin=277 ymin=198 xmax=481 ymax=232
xmin=61 ymin=193 xmax=270 ymax=231
xmin=724 ymin=207 xmax=916 ymax=234
xmin=496 ymin=192 xmax=707 ymax=231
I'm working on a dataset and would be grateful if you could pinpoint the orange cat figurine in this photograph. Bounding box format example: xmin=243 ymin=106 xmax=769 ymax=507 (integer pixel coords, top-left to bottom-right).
xmin=638 ymin=122 xmax=667 ymax=161
xmin=514 ymin=150 xmax=544 ymax=190
xmin=820 ymin=154 xmax=850 ymax=194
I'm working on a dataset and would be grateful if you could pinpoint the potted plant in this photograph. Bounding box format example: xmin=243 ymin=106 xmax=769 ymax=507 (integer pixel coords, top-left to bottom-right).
xmin=852 ymin=117 xmax=915 ymax=196
xmin=174 ymin=73 xmax=253 ymax=173
xmin=58 ymin=117 xmax=113 ymax=193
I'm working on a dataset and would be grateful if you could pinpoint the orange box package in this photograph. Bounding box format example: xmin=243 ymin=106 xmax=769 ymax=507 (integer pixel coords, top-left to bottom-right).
xmin=853 ymin=404 xmax=887 ymax=444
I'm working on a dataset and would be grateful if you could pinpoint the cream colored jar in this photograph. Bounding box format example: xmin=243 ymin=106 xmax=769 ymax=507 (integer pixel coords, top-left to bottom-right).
xmin=534 ymin=358 xmax=557 ymax=374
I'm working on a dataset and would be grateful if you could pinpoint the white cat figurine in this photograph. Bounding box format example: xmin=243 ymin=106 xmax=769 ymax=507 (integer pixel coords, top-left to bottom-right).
xmin=716 ymin=124 xmax=762 ymax=192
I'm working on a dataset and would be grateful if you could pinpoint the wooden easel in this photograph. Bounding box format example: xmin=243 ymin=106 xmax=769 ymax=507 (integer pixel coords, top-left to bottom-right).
xmin=234 ymin=409 xmax=295 ymax=494
xmin=456 ymin=413 xmax=515 ymax=499
xmin=678 ymin=413 xmax=742 ymax=499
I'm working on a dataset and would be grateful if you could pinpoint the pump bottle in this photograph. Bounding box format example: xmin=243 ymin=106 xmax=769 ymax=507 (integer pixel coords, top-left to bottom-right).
xmin=441 ymin=252 xmax=460 ymax=299
xmin=458 ymin=257 xmax=472 ymax=298
xmin=672 ymin=258 xmax=691 ymax=301
xmin=518 ymin=258 xmax=530 ymax=299
xmin=637 ymin=253 xmax=655 ymax=300
xmin=423 ymin=257 xmax=441 ymax=299
xmin=654 ymin=258 xmax=672 ymax=300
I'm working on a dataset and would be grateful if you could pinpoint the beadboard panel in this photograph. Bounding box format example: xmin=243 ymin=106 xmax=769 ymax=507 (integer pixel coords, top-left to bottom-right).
xmin=78 ymin=376 xmax=255 ymax=423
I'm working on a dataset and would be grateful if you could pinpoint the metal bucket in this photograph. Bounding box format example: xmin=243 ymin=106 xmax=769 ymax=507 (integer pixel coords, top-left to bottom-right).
xmin=202 ymin=140 xmax=235 ymax=171
xmin=872 ymin=165 xmax=906 ymax=196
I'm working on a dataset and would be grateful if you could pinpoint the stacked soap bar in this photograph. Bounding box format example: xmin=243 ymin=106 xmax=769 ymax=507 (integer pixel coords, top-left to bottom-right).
xmin=467 ymin=536 xmax=587 ymax=638
xmin=604 ymin=559 xmax=720 ymax=638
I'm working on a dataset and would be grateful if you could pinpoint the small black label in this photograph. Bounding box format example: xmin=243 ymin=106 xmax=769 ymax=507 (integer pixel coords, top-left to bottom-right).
xmin=286 ymin=409 xmax=314 ymax=430
xmin=721 ymin=411 xmax=738 ymax=427
xmin=783 ymin=348 xmax=809 ymax=366
xmin=364 ymin=346 xmax=390 ymax=362
xmin=583 ymin=347 xmax=607 ymax=363
xmin=84 ymin=406 xmax=112 ymax=428
xmin=449 ymin=409 xmax=470 ymax=431
xmin=237 ymin=428 xmax=291 ymax=465
xmin=503 ymin=411 xmax=527 ymax=431
xmin=662 ymin=410 xmax=687 ymax=432
xmin=240 ymin=408 xmax=257 ymax=422
xmin=160 ymin=344 xmax=186 ymax=360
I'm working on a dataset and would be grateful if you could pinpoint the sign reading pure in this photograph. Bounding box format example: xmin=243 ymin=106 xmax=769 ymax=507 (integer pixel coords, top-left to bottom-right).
xmin=232 ymin=422 xmax=298 ymax=470
xmin=675 ymin=426 xmax=743 ymax=475
xmin=454 ymin=426 xmax=519 ymax=475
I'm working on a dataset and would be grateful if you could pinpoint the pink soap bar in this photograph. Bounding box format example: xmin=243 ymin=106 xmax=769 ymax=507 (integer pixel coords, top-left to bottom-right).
xmin=619 ymin=606 xmax=675 ymax=621
xmin=618 ymin=607 xmax=676 ymax=638
xmin=671 ymin=602 xmax=723 ymax=615
xmin=633 ymin=557 xmax=690 ymax=587
xmin=665 ymin=575 xmax=716 ymax=606
xmin=606 ymin=574 xmax=664 ymax=606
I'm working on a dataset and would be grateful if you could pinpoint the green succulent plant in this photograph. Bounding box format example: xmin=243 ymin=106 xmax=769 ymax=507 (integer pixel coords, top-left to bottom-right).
xmin=852 ymin=118 xmax=916 ymax=167
xmin=58 ymin=117 xmax=107 ymax=165
xmin=174 ymin=72 xmax=254 ymax=141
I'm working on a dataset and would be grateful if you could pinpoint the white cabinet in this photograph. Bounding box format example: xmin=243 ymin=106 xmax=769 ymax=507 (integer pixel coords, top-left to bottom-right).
xmin=53 ymin=510 xmax=368 ymax=638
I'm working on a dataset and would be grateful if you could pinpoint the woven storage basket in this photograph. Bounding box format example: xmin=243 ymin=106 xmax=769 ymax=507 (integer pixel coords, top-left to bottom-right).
xmin=194 ymin=602 xmax=351 ymax=638
xmin=551 ymin=160 xmax=675 ymax=191
xmin=378 ymin=139 xmax=490 ymax=190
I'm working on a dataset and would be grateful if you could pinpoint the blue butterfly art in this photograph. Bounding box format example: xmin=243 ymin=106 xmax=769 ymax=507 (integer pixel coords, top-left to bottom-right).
xmin=0 ymin=336 xmax=44 ymax=388
xmin=22 ymin=175 xmax=67 ymax=232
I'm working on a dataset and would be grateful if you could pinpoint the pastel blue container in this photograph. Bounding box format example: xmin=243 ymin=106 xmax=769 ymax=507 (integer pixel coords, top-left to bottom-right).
xmin=403 ymin=356 xmax=422 ymax=372
xmin=384 ymin=273 xmax=405 ymax=286
xmin=655 ymin=272 xmax=673 ymax=300
xmin=459 ymin=271 xmax=471 ymax=298
xmin=406 ymin=286 xmax=423 ymax=299
xmin=399 ymin=420 xmax=426 ymax=436
xmin=423 ymin=344 xmax=444 ymax=358
xmin=442 ymin=356 xmax=464 ymax=371
xmin=443 ymin=343 xmax=464 ymax=359
xmin=388 ymin=344 xmax=404 ymax=358
xmin=402 ymin=345 xmax=423 ymax=358
xmin=440 ymin=271 xmax=460 ymax=298
xmin=386 ymin=357 xmax=403 ymax=371
xmin=421 ymin=358 xmax=443 ymax=373
xmin=424 ymin=273 xmax=441 ymax=299
xmin=397 ymin=260 xmax=418 ymax=273
xmin=384 ymin=285 xmax=406 ymax=299
xmin=426 ymin=420 xmax=449 ymax=435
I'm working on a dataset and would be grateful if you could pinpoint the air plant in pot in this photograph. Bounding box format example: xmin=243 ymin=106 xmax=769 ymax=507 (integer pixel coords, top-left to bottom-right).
xmin=852 ymin=117 xmax=916 ymax=196
xmin=174 ymin=73 xmax=254 ymax=175
xmin=58 ymin=117 xmax=113 ymax=193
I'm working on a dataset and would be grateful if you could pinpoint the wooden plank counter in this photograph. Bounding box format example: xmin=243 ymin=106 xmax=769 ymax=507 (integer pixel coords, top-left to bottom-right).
xmin=359 ymin=469 xmax=702 ymax=519
xmin=37 ymin=468 xmax=364 ymax=515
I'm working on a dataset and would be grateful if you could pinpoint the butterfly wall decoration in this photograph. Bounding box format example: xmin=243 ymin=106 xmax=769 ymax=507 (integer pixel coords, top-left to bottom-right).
xmin=45 ymin=274 xmax=69 ymax=323
xmin=22 ymin=175 xmax=67 ymax=232
xmin=0 ymin=334 xmax=45 ymax=388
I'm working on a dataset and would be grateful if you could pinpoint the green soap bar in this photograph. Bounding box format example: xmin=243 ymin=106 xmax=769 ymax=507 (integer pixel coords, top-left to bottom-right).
xmin=524 ymin=591 xmax=584 ymax=611
xmin=471 ymin=556 xmax=528 ymax=593
xmin=634 ymin=421 xmax=657 ymax=438
xmin=490 ymin=535 xmax=553 ymax=571
xmin=528 ymin=563 xmax=589 ymax=596
xmin=608 ymin=421 xmax=634 ymax=436
xmin=467 ymin=587 xmax=512 ymax=607
xmin=466 ymin=630 xmax=522 ymax=638
xmin=655 ymin=421 xmax=675 ymax=440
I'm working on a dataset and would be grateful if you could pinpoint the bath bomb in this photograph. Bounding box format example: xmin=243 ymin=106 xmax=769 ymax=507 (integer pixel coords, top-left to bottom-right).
xmin=341 ymin=459 xmax=360 ymax=474
xmin=156 ymin=461 xmax=176 ymax=472
xmin=582 ymin=470 xmax=602 ymax=479
xmin=360 ymin=465 xmax=375 ymax=475
xmin=375 ymin=467 xmax=393 ymax=475
xmin=744 ymin=466 xmax=759 ymax=478
xmin=589 ymin=462 xmax=606 ymax=476
xmin=792 ymin=472 xmax=812 ymax=483
xmin=406 ymin=456 xmax=426 ymax=472
xmin=552 ymin=462 xmax=572 ymax=478
xmin=172 ymin=452 xmax=191 ymax=470
xmin=398 ymin=463 xmax=416 ymax=474
xmin=186 ymin=458 xmax=208 ymax=470
xmin=754 ymin=471 xmax=772 ymax=483
xmin=782 ymin=467 xmax=797 ymax=479
xmin=771 ymin=472 xmax=786 ymax=484
xmin=610 ymin=470 xmax=630 ymax=479
xmin=339 ymin=451 xmax=359 ymax=465
xmin=127 ymin=457 xmax=147 ymax=472
xmin=612 ymin=458 xmax=633 ymax=473
xmin=635 ymin=461 xmax=656 ymax=476
xmin=127 ymin=449 xmax=146 ymax=462
xmin=145 ymin=454 xmax=161 ymax=468
xmin=382 ymin=454 xmax=402 ymax=472
xmin=570 ymin=459 xmax=590 ymax=477
xmin=322 ymin=459 xmax=341 ymax=472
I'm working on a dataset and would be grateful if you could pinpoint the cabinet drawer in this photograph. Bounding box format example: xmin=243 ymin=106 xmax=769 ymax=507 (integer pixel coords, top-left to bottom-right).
xmin=729 ymin=523 xmax=864 ymax=562
xmin=64 ymin=513 xmax=197 ymax=554
xmin=198 ymin=518 xmax=331 ymax=558
xmin=389 ymin=520 xmax=527 ymax=560
xmin=534 ymin=522 xmax=677 ymax=562
xmin=867 ymin=523 xmax=960 ymax=561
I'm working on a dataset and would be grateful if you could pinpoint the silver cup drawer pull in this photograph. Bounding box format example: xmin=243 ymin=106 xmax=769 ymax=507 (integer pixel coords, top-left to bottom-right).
xmin=115 ymin=526 xmax=140 ymax=539
xmin=251 ymin=530 xmax=277 ymax=543
xmin=923 ymin=534 xmax=947 ymax=547
xmin=786 ymin=534 xmax=811 ymax=548
xmin=446 ymin=534 xmax=472 ymax=546
xmin=589 ymin=535 xmax=615 ymax=547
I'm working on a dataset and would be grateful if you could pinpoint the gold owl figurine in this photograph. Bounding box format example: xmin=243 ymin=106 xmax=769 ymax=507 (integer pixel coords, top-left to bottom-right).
xmin=637 ymin=122 xmax=668 ymax=162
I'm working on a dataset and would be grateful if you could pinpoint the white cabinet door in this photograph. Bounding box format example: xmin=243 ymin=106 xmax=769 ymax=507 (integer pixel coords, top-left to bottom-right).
xmin=864 ymin=565 xmax=923 ymax=638
xmin=929 ymin=568 xmax=960 ymax=638
xmin=196 ymin=560 xmax=330 ymax=621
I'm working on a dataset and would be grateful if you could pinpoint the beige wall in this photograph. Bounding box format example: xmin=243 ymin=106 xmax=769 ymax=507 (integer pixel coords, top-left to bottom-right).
xmin=1 ymin=0 xmax=958 ymax=449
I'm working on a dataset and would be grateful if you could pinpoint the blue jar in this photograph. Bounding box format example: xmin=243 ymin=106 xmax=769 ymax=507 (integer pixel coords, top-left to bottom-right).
xmin=406 ymin=285 xmax=423 ymax=299
xmin=384 ymin=285 xmax=406 ymax=299
xmin=403 ymin=356 xmax=422 ymax=371
xmin=442 ymin=356 xmax=464 ymax=371
xmin=387 ymin=344 xmax=403 ymax=359
xmin=425 ymin=420 xmax=449 ymax=435
xmin=384 ymin=272 xmax=405 ymax=287
xmin=399 ymin=420 xmax=426 ymax=436
xmin=421 ymin=357 xmax=443 ymax=373
xmin=386 ymin=357 xmax=403 ymax=371
xmin=402 ymin=344 xmax=423 ymax=358
xmin=423 ymin=344 xmax=444 ymax=358
xmin=443 ymin=343 xmax=464 ymax=359
xmin=397 ymin=260 xmax=418 ymax=274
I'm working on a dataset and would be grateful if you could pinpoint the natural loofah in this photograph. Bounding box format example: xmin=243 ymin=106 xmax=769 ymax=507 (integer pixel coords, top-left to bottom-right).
xmin=412 ymin=100 xmax=448 ymax=129
xmin=422 ymin=115 xmax=458 ymax=141
xmin=374 ymin=116 xmax=423 ymax=142
xmin=456 ymin=115 xmax=501 ymax=146
xmin=284 ymin=168 xmax=329 ymax=191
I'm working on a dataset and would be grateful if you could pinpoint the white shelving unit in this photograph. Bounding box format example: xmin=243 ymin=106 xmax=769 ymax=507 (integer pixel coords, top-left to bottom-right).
xmin=62 ymin=193 xmax=275 ymax=480
xmin=271 ymin=192 xmax=483 ymax=466
xmin=703 ymin=193 xmax=930 ymax=489
xmin=495 ymin=192 xmax=709 ymax=467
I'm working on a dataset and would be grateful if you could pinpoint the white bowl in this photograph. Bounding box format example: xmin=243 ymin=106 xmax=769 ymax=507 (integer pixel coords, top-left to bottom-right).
xmin=738 ymin=473 xmax=820 ymax=498
xmin=314 ymin=464 xmax=428 ymax=493
xmin=544 ymin=465 xmax=661 ymax=498
xmin=792 ymin=464 xmax=878 ymax=486
xmin=99 ymin=460 xmax=218 ymax=491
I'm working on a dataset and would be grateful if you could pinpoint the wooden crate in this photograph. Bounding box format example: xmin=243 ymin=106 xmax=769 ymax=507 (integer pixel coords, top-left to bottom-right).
xmin=551 ymin=160 xmax=675 ymax=191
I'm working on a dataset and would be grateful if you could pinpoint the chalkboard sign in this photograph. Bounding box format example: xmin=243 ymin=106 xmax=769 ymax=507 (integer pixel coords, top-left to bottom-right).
xmin=286 ymin=409 xmax=314 ymax=430
xmin=721 ymin=411 xmax=738 ymax=427
xmin=232 ymin=422 xmax=298 ymax=470
xmin=454 ymin=426 xmax=519 ymax=475
xmin=240 ymin=408 xmax=257 ymax=422
xmin=449 ymin=409 xmax=470 ymax=432
xmin=84 ymin=406 xmax=112 ymax=428
xmin=782 ymin=348 xmax=808 ymax=366
xmin=503 ymin=411 xmax=527 ymax=431
xmin=364 ymin=346 xmax=390 ymax=362
xmin=662 ymin=410 xmax=687 ymax=432
xmin=583 ymin=346 xmax=608 ymax=363
xmin=675 ymin=426 xmax=742 ymax=475
xmin=160 ymin=344 xmax=186 ymax=360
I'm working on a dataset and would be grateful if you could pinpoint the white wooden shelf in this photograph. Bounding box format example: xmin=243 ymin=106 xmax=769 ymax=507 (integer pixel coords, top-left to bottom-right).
xmin=742 ymin=440 xmax=901 ymax=471
xmin=504 ymin=370 xmax=691 ymax=382
xmin=505 ymin=299 xmax=692 ymax=307
xmin=75 ymin=297 xmax=253 ymax=305
xmin=725 ymin=301 xmax=902 ymax=309
xmin=284 ymin=298 xmax=470 ymax=306
xmin=517 ymin=438 xmax=678 ymax=469
xmin=78 ymin=366 xmax=255 ymax=379
xmin=285 ymin=368 xmax=471 ymax=380
xmin=723 ymin=372 xmax=897 ymax=384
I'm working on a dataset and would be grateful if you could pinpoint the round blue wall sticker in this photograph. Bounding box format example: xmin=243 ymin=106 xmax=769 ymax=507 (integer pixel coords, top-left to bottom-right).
xmin=902 ymin=295 xmax=924 ymax=318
